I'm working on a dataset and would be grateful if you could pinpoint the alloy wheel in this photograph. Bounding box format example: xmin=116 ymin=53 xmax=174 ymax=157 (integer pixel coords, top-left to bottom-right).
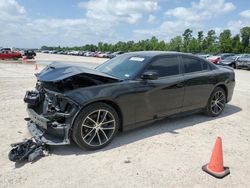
xmin=210 ymin=90 xmax=226 ymax=115
xmin=80 ymin=109 xmax=116 ymax=147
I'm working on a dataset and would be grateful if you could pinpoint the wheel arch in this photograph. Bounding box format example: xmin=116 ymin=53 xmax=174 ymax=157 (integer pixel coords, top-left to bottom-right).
xmin=96 ymin=100 xmax=124 ymax=131
xmin=71 ymin=99 xmax=124 ymax=133
xmin=214 ymin=84 xmax=228 ymax=102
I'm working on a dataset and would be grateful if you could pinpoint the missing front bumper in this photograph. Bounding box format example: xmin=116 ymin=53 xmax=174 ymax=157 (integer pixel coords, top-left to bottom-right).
xmin=27 ymin=108 xmax=70 ymax=145
xmin=27 ymin=121 xmax=69 ymax=145
xmin=24 ymin=88 xmax=79 ymax=146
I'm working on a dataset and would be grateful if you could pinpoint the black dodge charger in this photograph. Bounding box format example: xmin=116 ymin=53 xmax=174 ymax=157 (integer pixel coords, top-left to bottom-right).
xmin=24 ymin=51 xmax=235 ymax=150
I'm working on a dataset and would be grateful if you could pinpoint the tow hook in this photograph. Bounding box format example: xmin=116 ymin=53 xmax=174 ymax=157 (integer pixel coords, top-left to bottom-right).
xmin=8 ymin=138 xmax=50 ymax=163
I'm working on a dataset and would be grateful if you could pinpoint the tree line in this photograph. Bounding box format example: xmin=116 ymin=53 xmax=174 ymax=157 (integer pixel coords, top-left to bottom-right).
xmin=41 ymin=26 xmax=250 ymax=54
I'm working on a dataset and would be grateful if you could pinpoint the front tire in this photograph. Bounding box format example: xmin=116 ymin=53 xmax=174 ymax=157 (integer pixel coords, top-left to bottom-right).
xmin=205 ymin=87 xmax=226 ymax=117
xmin=72 ymin=103 xmax=119 ymax=150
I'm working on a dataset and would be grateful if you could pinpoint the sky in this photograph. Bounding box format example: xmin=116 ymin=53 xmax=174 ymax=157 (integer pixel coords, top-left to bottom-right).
xmin=0 ymin=0 xmax=250 ymax=48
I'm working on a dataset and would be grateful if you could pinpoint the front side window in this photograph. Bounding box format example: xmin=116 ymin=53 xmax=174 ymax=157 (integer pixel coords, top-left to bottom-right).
xmin=146 ymin=56 xmax=180 ymax=77
xmin=183 ymin=57 xmax=202 ymax=73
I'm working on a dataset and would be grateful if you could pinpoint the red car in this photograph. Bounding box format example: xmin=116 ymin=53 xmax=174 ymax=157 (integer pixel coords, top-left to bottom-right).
xmin=207 ymin=56 xmax=221 ymax=64
xmin=0 ymin=50 xmax=22 ymax=60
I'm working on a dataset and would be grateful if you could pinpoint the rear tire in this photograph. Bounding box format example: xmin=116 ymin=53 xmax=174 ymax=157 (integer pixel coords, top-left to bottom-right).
xmin=72 ymin=102 xmax=119 ymax=150
xmin=205 ymin=87 xmax=226 ymax=117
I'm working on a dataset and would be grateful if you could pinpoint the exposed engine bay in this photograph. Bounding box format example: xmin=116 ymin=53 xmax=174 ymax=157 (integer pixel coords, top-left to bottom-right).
xmin=40 ymin=73 xmax=117 ymax=92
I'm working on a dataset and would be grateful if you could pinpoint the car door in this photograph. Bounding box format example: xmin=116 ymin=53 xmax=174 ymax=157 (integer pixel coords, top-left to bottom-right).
xmin=135 ymin=55 xmax=185 ymax=123
xmin=181 ymin=55 xmax=216 ymax=112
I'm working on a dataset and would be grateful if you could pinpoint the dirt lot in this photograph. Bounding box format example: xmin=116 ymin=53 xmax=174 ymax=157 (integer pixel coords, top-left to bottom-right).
xmin=0 ymin=53 xmax=250 ymax=188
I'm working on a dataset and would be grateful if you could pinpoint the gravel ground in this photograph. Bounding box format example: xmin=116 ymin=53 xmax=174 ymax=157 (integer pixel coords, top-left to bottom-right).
xmin=0 ymin=54 xmax=250 ymax=188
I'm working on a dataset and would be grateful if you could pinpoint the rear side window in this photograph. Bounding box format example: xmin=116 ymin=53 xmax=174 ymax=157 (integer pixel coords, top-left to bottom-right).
xmin=146 ymin=56 xmax=180 ymax=77
xmin=183 ymin=57 xmax=202 ymax=73
xmin=202 ymin=60 xmax=209 ymax=70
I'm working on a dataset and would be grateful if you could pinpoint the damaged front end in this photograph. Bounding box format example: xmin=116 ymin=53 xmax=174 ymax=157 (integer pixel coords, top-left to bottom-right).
xmin=23 ymin=62 xmax=120 ymax=145
xmin=24 ymin=84 xmax=79 ymax=145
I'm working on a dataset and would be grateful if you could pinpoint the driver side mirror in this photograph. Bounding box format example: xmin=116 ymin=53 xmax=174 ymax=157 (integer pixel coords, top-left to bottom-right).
xmin=141 ymin=71 xmax=159 ymax=80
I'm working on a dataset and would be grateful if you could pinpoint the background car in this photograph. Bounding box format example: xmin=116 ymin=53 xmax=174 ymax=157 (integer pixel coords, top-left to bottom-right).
xmin=0 ymin=50 xmax=22 ymax=60
xmin=108 ymin=51 xmax=124 ymax=58
xmin=103 ymin=52 xmax=111 ymax=58
xmin=57 ymin=50 xmax=62 ymax=54
xmin=24 ymin=51 xmax=235 ymax=150
xmin=217 ymin=55 xmax=238 ymax=68
xmin=236 ymin=57 xmax=250 ymax=69
xmin=237 ymin=54 xmax=250 ymax=60
xmin=207 ymin=53 xmax=235 ymax=64
xmin=24 ymin=50 xmax=36 ymax=59
xmin=207 ymin=55 xmax=221 ymax=64
xmin=96 ymin=52 xmax=106 ymax=58
xmin=84 ymin=51 xmax=92 ymax=57
xmin=219 ymin=53 xmax=235 ymax=60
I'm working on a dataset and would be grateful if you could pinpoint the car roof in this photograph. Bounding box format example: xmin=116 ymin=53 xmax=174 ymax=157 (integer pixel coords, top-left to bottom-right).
xmin=124 ymin=51 xmax=190 ymax=57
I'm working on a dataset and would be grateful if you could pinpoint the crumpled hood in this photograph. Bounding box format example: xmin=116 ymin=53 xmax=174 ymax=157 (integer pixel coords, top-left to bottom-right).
xmin=36 ymin=62 xmax=119 ymax=82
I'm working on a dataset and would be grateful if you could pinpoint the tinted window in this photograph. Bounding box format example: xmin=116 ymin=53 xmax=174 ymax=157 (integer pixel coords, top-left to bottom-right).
xmin=202 ymin=60 xmax=209 ymax=70
xmin=183 ymin=57 xmax=202 ymax=73
xmin=146 ymin=56 xmax=180 ymax=77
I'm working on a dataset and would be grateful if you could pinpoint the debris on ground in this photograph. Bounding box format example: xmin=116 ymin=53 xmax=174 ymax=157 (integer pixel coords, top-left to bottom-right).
xmin=8 ymin=138 xmax=49 ymax=163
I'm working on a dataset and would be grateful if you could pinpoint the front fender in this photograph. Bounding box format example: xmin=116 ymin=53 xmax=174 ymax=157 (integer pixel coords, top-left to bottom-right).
xmin=65 ymin=82 xmax=137 ymax=130
xmin=65 ymin=83 xmax=123 ymax=106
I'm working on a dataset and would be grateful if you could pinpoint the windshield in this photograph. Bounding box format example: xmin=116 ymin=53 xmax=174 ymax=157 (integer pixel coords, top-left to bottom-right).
xmin=96 ymin=54 xmax=148 ymax=79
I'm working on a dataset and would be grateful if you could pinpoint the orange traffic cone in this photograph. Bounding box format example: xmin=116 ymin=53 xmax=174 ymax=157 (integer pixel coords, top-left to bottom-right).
xmin=202 ymin=137 xmax=230 ymax=178
xmin=35 ymin=64 xmax=38 ymax=71
xmin=22 ymin=56 xmax=27 ymax=64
